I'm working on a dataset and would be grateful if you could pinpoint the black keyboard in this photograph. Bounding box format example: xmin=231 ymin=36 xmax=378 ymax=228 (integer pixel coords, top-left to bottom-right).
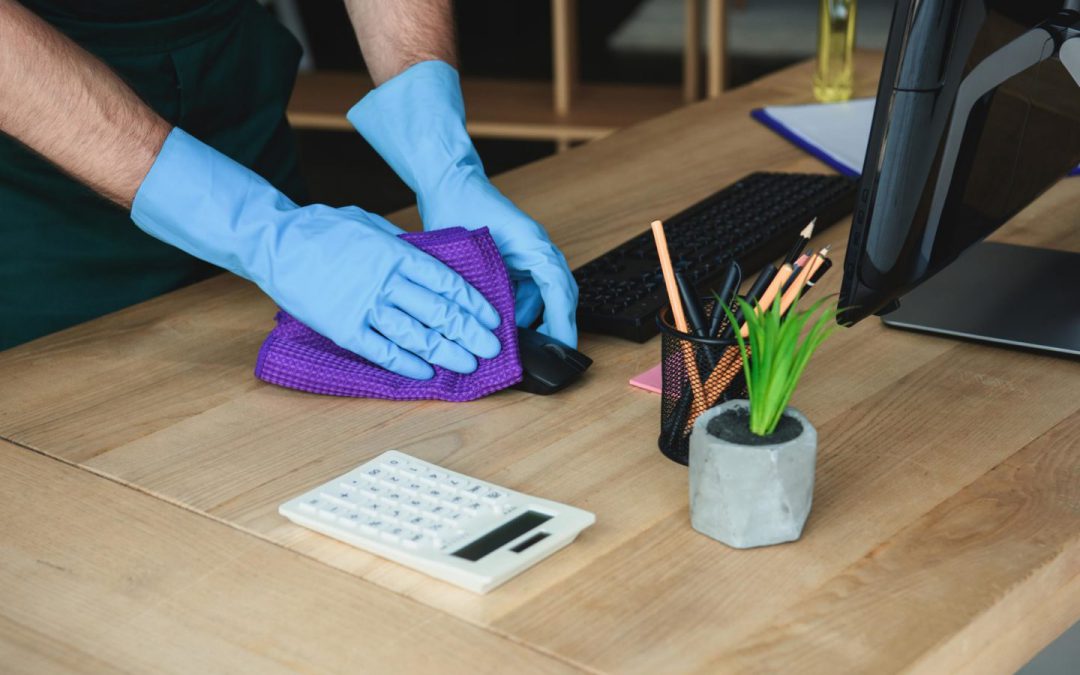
xmin=574 ymin=172 xmax=857 ymax=342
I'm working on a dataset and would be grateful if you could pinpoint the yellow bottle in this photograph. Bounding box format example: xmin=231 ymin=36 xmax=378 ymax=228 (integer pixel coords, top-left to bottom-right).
xmin=813 ymin=0 xmax=857 ymax=102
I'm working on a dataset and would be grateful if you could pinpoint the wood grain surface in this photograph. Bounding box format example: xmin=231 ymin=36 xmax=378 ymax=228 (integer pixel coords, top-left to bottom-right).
xmin=2 ymin=53 xmax=1079 ymax=673
xmin=0 ymin=441 xmax=580 ymax=675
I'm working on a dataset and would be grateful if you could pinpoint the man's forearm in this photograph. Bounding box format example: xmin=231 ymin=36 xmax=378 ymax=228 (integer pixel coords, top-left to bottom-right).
xmin=344 ymin=0 xmax=456 ymax=85
xmin=0 ymin=0 xmax=169 ymax=208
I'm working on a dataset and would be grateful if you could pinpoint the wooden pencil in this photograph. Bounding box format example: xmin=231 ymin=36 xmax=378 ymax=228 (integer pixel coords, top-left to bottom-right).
xmin=650 ymin=220 xmax=706 ymax=404
xmin=778 ymin=245 xmax=831 ymax=315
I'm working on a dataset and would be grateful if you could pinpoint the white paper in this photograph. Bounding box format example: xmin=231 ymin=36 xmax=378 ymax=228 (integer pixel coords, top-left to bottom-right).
xmin=759 ymin=98 xmax=876 ymax=175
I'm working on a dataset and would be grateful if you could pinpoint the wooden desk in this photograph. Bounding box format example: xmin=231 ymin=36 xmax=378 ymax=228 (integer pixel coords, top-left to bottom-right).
xmin=3 ymin=54 xmax=1079 ymax=674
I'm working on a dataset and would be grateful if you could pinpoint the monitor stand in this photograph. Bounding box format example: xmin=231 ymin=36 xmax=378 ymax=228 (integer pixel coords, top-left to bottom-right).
xmin=881 ymin=241 xmax=1080 ymax=356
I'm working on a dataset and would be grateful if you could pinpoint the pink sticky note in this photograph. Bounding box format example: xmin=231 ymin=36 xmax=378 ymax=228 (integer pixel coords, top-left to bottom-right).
xmin=629 ymin=363 xmax=663 ymax=394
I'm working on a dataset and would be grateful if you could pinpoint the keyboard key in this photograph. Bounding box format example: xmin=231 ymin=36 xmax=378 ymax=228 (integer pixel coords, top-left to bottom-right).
xmin=572 ymin=172 xmax=855 ymax=341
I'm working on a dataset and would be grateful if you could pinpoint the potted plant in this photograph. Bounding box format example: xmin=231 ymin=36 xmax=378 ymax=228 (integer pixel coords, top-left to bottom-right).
xmin=688 ymin=296 xmax=839 ymax=548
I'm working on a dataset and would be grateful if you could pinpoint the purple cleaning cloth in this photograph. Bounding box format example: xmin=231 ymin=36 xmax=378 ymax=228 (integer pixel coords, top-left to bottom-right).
xmin=254 ymin=227 xmax=523 ymax=401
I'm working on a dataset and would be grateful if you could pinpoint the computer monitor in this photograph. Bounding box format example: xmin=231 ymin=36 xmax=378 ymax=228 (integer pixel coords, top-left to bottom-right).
xmin=839 ymin=0 xmax=1080 ymax=355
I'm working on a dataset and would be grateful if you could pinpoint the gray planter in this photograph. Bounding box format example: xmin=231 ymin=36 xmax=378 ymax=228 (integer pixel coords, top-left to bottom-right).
xmin=688 ymin=399 xmax=817 ymax=549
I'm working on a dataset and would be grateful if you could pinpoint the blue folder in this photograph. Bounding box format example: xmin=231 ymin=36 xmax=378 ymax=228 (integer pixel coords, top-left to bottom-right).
xmin=751 ymin=98 xmax=1080 ymax=177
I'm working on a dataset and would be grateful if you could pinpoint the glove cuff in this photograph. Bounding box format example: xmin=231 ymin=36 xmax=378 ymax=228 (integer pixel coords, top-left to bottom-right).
xmin=347 ymin=60 xmax=486 ymax=196
xmin=131 ymin=127 xmax=295 ymax=279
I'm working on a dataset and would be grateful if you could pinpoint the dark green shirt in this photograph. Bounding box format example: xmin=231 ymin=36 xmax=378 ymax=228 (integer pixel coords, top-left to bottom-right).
xmin=21 ymin=0 xmax=215 ymax=21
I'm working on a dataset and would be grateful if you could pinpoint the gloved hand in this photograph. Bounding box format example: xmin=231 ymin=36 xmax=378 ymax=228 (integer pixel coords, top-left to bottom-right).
xmin=347 ymin=61 xmax=579 ymax=348
xmin=131 ymin=128 xmax=502 ymax=380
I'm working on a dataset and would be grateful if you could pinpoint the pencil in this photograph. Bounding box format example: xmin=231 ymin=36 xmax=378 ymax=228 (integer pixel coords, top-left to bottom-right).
xmin=703 ymin=246 xmax=832 ymax=408
xmin=778 ymin=245 xmax=832 ymax=315
xmin=651 ymin=220 xmax=706 ymax=403
xmin=806 ymin=257 xmax=834 ymax=287
xmin=782 ymin=218 xmax=816 ymax=266
xmin=740 ymin=264 xmax=793 ymax=338
xmin=652 ymin=221 xmax=688 ymax=331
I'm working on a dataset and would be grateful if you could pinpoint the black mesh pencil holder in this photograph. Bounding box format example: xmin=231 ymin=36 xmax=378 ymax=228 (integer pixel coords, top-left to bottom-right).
xmin=656 ymin=298 xmax=749 ymax=465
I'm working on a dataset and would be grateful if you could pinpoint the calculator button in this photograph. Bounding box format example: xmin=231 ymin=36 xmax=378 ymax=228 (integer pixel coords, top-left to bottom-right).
xmin=318 ymin=506 xmax=341 ymax=520
xmin=364 ymin=467 xmax=384 ymax=477
xmin=338 ymin=482 xmax=357 ymax=493
xmin=320 ymin=492 xmax=356 ymax=509
xmin=439 ymin=531 xmax=468 ymax=550
xmin=481 ymin=489 xmax=504 ymax=502
xmin=339 ymin=513 xmax=362 ymax=528
xmin=401 ymin=532 xmax=426 ymax=549
xmin=298 ymin=497 xmax=321 ymax=513
xmin=464 ymin=484 xmax=484 ymax=495
xmin=418 ymin=518 xmax=442 ymax=532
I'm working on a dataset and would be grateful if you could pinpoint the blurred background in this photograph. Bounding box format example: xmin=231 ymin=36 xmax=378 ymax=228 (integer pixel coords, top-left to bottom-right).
xmin=262 ymin=0 xmax=893 ymax=213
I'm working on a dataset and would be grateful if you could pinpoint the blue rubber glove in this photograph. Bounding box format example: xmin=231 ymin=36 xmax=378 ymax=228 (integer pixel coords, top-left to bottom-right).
xmin=131 ymin=128 xmax=502 ymax=380
xmin=348 ymin=61 xmax=579 ymax=348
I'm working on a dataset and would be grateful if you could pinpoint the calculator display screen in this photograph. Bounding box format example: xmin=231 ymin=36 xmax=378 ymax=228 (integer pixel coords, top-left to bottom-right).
xmin=451 ymin=511 xmax=552 ymax=562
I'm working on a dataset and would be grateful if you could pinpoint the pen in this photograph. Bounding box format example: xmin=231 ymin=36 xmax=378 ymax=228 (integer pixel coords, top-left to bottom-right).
xmin=708 ymin=261 xmax=741 ymax=338
xmin=723 ymin=263 xmax=775 ymax=339
xmin=674 ymin=271 xmax=708 ymax=337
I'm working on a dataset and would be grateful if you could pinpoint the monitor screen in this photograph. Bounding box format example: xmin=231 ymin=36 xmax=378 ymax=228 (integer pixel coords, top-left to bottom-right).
xmin=839 ymin=0 xmax=1080 ymax=324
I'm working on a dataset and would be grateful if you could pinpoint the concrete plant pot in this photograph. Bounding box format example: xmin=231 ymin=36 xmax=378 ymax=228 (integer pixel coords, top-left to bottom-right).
xmin=688 ymin=399 xmax=817 ymax=549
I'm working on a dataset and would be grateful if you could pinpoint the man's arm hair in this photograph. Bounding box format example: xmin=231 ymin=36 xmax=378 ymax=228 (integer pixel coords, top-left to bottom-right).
xmin=344 ymin=0 xmax=457 ymax=85
xmin=0 ymin=0 xmax=170 ymax=208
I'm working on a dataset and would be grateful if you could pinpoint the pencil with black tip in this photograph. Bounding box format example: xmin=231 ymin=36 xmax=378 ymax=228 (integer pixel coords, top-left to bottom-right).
xmin=782 ymin=218 xmax=816 ymax=266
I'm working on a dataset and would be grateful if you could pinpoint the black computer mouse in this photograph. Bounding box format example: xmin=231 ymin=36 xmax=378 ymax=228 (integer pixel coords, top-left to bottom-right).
xmin=512 ymin=327 xmax=592 ymax=395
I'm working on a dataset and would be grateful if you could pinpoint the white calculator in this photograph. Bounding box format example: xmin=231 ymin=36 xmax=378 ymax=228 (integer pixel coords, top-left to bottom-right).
xmin=279 ymin=450 xmax=595 ymax=593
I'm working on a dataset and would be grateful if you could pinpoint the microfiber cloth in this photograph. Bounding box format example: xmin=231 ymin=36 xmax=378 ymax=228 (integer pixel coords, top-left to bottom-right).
xmin=254 ymin=227 xmax=523 ymax=401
